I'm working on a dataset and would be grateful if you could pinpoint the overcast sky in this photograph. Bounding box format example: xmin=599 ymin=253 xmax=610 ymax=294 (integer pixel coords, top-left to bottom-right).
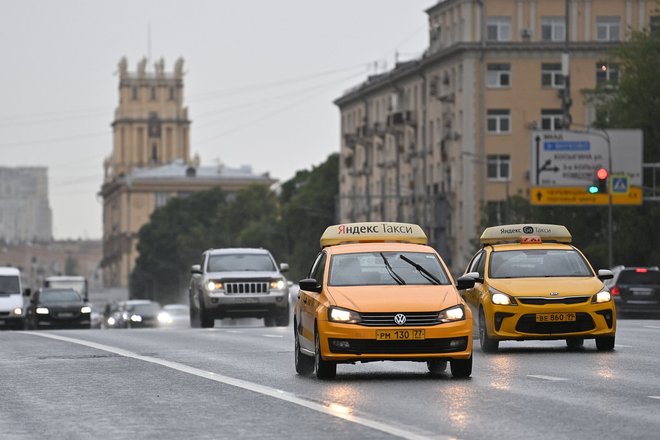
xmin=1 ymin=0 xmax=432 ymax=240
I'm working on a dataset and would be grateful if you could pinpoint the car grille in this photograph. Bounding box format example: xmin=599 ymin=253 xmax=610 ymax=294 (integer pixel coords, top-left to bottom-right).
xmin=328 ymin=337 xmax=468 ymax=354
xmin=515 ymin=313 xmax=595 ymax=334
xmin=359 ymin=312 xmax=440 ymax=327
xmin=517 ymin=296 xmax=591 ymax=305
xmin=225 ymin=282 xmax=269 ymax=295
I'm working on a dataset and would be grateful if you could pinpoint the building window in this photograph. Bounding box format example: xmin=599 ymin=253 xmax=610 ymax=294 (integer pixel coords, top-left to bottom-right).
xmin=169 ymin=87 xmax=176 ymax=100
xmin=596 ymin=16 xmax=620 ymax=41
xmin=150 ymin=87 xmax=157 ymax=100
xmin=541 ymin=17 xmax=566 ymax=41
xmin=541 ymin=63 xmax=565 ymax=88
xmin=487 ymin=155 xmax=511 ymax=181
xmin=651 ymin=16 xmax=660 ymax=35
xmin=132 ymin=87 xmax=138 ymax=100
xmin=487 ymin=109 xmax=511 ymax=134
xmin=541 ymin=109 xmax=564 ymax=130
xmin=487 ymin=63 xmax=511 ymax=88
xmin=155 ymin=192 xmax=170 ymax=208
xmin=596 ymin=62 xmax=619 ymax=85
xmin=487 ymin=17 xmax=512 ymax=41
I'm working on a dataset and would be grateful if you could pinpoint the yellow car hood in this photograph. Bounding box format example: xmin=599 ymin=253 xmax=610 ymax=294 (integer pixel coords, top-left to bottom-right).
xmin=326 ymin=285 xmax=459 ymax=312
xmin=488 ymin=277 xmax=604 ymax=296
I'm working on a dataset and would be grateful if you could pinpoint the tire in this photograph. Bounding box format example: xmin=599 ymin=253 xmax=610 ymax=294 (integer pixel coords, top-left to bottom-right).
xmin=450 ymin=354 xmax=473 ymax=378
xmin=479 ymin=309 xmax=499 ymax=353
xmin=275 ymin=309 xmax=290 ymax=327
xmin=566 ymin=337 xmax=584 ymax=350
xmin=314 ymin=328 xmax=336 ymax=380
xmin=596 ymin=335 xmax=615 ymax=351
xmin=264 ymin=317 xmax=277 ymax=327
xmin=294 ymin=324 xmax=314 ymax=375
xmin=189 ymin=302 xmax=200 ymax=328
xmin=199 ymin=305 xmax=215 ymax=328
xmin=427 ymin=360 xmax=447 ymax=375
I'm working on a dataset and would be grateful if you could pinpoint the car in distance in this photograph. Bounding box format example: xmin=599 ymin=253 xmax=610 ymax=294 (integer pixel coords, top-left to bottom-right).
xmin=189 ymin=248 xmax=290 ymax=328
xmin=0 ymin=266 xmax=27 ymax=330
xmin=606 ymin=265 xmax=660 ymax=316
xmin=462 ymin=224 xmax=616 ymax=352
xmin=158 ymin=304 xmax=190 ymax=327
xmin=119 ymin=300 xmax=162 ymax=328
xmin=294 ymin=222 xmax=475 ymax=380
xmin=25 ymin=287 xmax=91 ymax=329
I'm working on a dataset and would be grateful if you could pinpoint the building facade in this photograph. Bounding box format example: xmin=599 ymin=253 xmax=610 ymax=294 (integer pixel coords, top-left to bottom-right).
xmin=0 ymin=167 xmax=52 ymax=242
xmin=335 ymin=0 xmax=658 ymax=274
xmin=100 ymin=58 xmax=275 ymax=289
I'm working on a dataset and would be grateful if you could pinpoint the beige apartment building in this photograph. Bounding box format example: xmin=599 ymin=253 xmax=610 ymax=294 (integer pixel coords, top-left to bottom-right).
xmin=335 ymin=0 xmax=658 ymax=273
xmin=100 ymin=58 xmax=275 ymax=289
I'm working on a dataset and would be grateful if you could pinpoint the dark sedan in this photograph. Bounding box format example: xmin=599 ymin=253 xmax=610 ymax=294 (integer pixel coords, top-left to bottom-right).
xmin=123 ymin=301 xmax=162 ymax=328
xmin=25 ymin=288 xmax=91 ymax=329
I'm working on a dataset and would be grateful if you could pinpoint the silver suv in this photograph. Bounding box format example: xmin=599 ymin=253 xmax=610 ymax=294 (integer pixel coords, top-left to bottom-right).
xmin=188 ymin=248 xmax=290 ymax=328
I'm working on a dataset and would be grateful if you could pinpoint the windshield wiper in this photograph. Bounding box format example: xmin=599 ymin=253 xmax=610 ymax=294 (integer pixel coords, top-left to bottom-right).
xmin=379 ymin=253 xmax=406 ymax=285
xmin=399 ymin=255 xmax=441 ymax=285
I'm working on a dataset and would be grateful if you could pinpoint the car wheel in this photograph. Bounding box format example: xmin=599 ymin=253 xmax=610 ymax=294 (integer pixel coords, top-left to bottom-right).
xmin=566 ymin=337 xmax=584 ymax=350
xmin=450 ymin=354 xmax=472 ymax=378
xmin=189 ymin=302 xmax=201 ymax=328
xmin=264 ymin=317 xmax=277 ymax=327
xmin=595 ymin=335 xmax=615 ymax=351
xmin=479 ymin=309 xmax=499 ymax=353
xmin=294 ymin=324 xmax=314 ymax=375
xmin=427 ymin=360 xmax=447 ymax=375
xmin=199 ymin=305 xmax=215 ymax=328
xmin=275 ymin=309 xmax=290 ymax=327
xmin=314 ymin=328 xmax=336 ymax=380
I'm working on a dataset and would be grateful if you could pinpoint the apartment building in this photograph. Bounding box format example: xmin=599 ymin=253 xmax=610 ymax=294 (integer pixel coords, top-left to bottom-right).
xmin=0 ymin=167 xmax=52 ymax=242
xmin=99 ymin=58 xmax=275 ymax=288
xmin=334 ymin=0 xmax=658 ymax=273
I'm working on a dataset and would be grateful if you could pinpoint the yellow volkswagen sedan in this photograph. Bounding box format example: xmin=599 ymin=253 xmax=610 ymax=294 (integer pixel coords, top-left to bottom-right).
xmin=294 ymin=222 xmax=475 ymax=379
xmin=462 ymin=224 xmax=616 ymax=352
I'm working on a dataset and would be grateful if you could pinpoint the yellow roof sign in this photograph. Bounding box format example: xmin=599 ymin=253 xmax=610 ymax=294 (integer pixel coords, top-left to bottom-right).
xmin=480 ymin=224 xmax=572 ymax=245
xmin=320 ymin=222 xmax=428 ymax=247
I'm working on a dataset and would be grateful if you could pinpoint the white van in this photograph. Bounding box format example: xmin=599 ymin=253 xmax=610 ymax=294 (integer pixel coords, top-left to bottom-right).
xmin=0 ymin=267 xmax=26 ymax=330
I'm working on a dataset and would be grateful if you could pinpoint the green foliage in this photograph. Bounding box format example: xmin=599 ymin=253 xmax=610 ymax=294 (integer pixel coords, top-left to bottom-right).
xmin=130 ymin=153 xmax=340 ymax=303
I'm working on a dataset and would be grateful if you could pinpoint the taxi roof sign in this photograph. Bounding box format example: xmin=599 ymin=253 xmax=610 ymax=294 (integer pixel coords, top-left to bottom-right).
xmin=320 ymin=222 xmax=428 ymax=248
xmin=480 ymin=224 xmax=572 ymax=245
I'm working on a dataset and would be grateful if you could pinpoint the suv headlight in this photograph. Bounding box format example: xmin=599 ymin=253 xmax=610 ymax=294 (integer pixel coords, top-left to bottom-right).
xmin=270 ymin=279 xmax=286 ymax=290
xmin=438 ymin=305 xmax=465 ymax=323
xmin=11 ymin=307 xmax=23 ymax=316
xmin=592 ymin=291 xmax=612 ymax=303
xmin=206 ymin=281 xmax=223 ymax=291
xmin=490 ymin=288 xmax=518 ymax=306
xmin=328 ymin=307 xmax=361 ymax=324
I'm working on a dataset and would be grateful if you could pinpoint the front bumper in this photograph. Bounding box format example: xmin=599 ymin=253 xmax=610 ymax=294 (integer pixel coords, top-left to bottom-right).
xmin=34 ymin=316 xmax=91 ymax=329
xmin=485 ymin=301 xmax=616 ymax=340
xmin=317 ymin=318 xmax=473 ymax=363
xmin=202 ymin=290 xmax=289 ymax=318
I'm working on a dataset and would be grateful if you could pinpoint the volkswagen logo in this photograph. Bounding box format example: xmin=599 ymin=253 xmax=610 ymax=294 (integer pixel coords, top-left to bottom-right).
xmin=523 ymin=226 xmax=534 ymax=234
xmin=394 ymin=313 xmax=407 ymax=326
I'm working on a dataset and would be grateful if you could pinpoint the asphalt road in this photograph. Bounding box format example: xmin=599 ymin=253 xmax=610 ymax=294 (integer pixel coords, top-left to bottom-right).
xmin=1 ymin=318 xmax=659 ymax=440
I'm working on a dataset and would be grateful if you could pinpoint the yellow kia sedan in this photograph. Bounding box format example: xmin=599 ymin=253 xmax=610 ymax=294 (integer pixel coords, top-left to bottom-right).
xmin=462 ymin=224 xmax=616 ymax=353
xmin=294 ymin=222 xmax=475 ymax=380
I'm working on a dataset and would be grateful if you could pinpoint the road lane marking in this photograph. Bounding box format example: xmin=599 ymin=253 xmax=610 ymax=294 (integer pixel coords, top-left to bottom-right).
xmin=615 ymin=344 xmax=632 ymax=348
xmin=225 ymin=330 xmax=242 ymax=333
xmin=643 ymin=326 xmax=660 ymax=330
xmin=527 ymin=375 xmax=568 ymax=381
xmin=262 ymin=334 xmax=283 ymax=338
xmin=649 ymin=396 xmax=660 ymax=400
xmin=22 ymin=332 xmax=444 ymax=440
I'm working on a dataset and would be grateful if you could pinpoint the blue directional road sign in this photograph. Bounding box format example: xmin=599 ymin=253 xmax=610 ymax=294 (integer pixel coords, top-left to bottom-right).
xmin=611 ymin=175 xmax=629 ymax=194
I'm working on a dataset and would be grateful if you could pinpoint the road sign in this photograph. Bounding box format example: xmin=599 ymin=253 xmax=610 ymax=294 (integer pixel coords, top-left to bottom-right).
xmin=611 ymin=174 xmax=629 ymax=194
xmin=531 ymin=186 xmax=642 ymax=205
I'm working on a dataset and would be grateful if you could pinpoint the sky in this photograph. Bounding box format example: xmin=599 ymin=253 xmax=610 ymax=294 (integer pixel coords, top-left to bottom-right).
xmin=0 ymin=0 xmax=433 ymax=240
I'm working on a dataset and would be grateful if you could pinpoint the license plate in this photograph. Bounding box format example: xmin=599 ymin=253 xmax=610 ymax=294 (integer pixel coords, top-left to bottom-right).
xmin=375 ymin=329 xmax=425 ymax=340
xmin=536 ymin=312 xmax=576 ymax=323
xmin=58 ymin=312 xmax=74 ymax=318
xmin=631 ymin=289 xmax=653 ymax=297
xmin=232 ymin=298 xmax=259 ymax=304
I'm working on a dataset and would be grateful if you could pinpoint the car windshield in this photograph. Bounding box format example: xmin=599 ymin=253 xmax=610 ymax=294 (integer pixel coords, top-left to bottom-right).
xmin=489 ymin=249 xmax=593 ymax=278
xmin=40 ymin=289 xmax=82 ymax=303
xmin=0 ymin=275 xmax=20 ymax=294
xmin=129 ymin=303 xmax=161 ymax=314
xmin=617 ymin=270 xmax=660 ymax=285
xmin=328 ymin=251 xmax=451 ymax=286
xmin=207 ymin=254 xmax=276 ymax=272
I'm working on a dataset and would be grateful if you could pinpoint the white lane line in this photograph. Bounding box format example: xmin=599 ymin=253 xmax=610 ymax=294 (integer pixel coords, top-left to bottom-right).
xmin=225 ymin=330 xmax=242 ymax=333
xmin=643 ymin=326 xmax=660 ymax=330
xmin=615 ymin=344 xmax=633 ymax=348
xmin=527 ymin=374 xmax=568 ymax=381
xmin=649 ymin=396 xmax=660 ymax=400
xmin=21 ymin=332 xmax=443 ymax=440
xmin=262 ymin=334 xmax=283 ymax=338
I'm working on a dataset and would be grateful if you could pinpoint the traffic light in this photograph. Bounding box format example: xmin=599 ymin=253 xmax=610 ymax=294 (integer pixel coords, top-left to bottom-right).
xmin=588 ymin=167 xmax=609 ymax=194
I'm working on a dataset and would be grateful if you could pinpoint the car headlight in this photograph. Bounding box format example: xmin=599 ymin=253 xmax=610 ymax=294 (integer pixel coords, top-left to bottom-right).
xmin=206 ymin=281 xmax=223 ymax=291
xmin=107 ymin=317 xmax=116 ymax=326
xmin=130 ymin=314 xmax=142 ymax=322
xmin=158 ymin=312 xmax=173 ymax=324
xmin=593 ymin=291 xmax=612 ymax=303
xmin=11 ymin=307 xmax=23 ymax=316
xmin=490 ymin=288 xmax=517 ymax=306
xmin=270 ymin=279 xmax=286 ymax=290
xmin=81 ymin=306 xmax=92 ymax=314
xmin=438 ymin=305 xmax=465 ymax=323
xmin=328 ymin=307 xmax=361 ymax=324
xmin=36 ymin=307 xmax=49 ymax=315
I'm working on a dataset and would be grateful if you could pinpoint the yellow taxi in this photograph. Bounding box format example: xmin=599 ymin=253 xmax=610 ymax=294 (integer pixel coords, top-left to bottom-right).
xmin=294 ymin=222 xmax=475 ymax=379
xmin=462 ymin=224 xmax=616 ymax=352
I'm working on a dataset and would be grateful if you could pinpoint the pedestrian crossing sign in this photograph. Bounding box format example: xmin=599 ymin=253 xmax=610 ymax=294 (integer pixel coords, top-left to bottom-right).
xmin=611 ymin=175 xmax=629 ymax=194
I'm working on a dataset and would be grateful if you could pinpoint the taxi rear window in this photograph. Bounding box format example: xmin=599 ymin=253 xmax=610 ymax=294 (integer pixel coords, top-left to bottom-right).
xmin=489 ymin=249 xmax=592 ymax=279
xmin=328 ymin=251 xmax=450 ymax=286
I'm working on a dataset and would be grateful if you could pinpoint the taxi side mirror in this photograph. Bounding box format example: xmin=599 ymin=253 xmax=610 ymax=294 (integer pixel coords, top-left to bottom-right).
xmin=191 ymin=264 xmax=202 ymax=274
xmin=455 ymin=275 xmax=476 ymax=290
xmin=299 ymin=278 xmax=322 ymax=293
xmin=597 ymin=269 xmax=613 ymax=281
xmin=464 ymin=271 xmax=483 ymax=284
